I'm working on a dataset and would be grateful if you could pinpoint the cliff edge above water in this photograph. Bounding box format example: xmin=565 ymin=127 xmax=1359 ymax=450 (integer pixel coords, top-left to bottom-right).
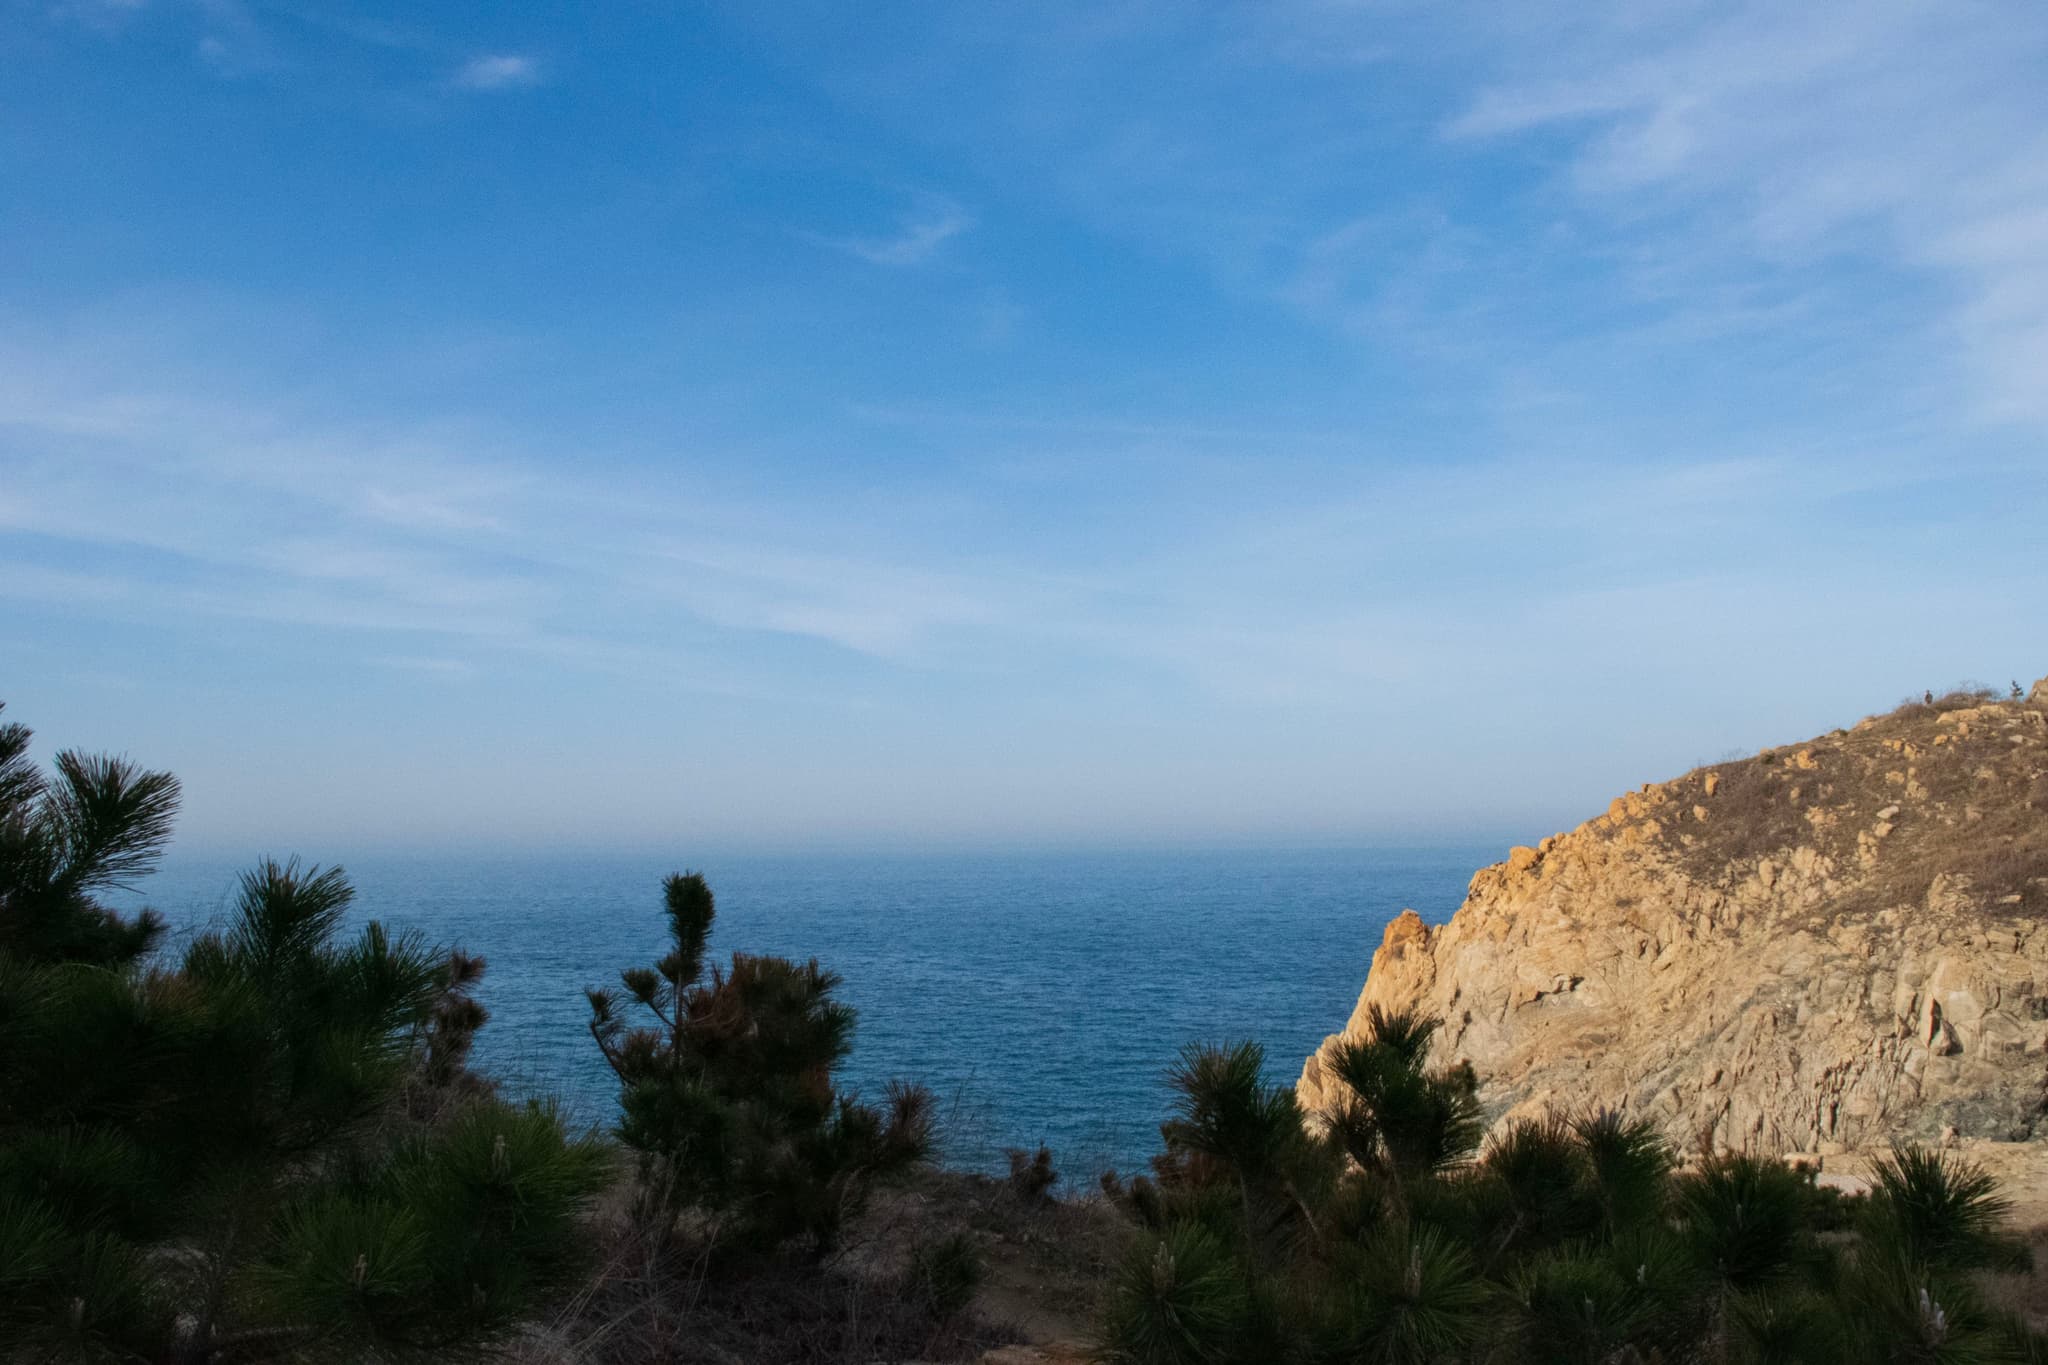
xmin=1300 ymin=677 xmax=2048 ymax=1157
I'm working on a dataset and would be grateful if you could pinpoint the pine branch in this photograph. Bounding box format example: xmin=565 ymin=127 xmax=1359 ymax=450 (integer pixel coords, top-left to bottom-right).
xmin=48 ymin=750 xmax=180 ymax=893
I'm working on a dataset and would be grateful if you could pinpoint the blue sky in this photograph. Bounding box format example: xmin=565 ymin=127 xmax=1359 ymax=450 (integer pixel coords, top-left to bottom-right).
xmin=3 ymin=0 xmax=2045 ymax=854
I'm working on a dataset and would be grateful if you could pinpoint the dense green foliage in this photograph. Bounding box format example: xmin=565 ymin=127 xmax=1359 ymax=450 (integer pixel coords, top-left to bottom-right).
xmin=1101 ymin=1007 xmax=2048 ymax=1365
xmin=0 ymin=704 xmax=607 ymax=1362
xmin=587 ymin=872 xmax=935 ymax=1255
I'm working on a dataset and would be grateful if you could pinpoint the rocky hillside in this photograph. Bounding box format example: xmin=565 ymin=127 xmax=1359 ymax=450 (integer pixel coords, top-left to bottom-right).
xmin=1300 ymin=677 xmax=2048 ymax=1158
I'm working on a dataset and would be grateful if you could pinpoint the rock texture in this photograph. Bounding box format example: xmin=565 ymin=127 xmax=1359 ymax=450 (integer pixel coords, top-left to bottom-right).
xmin=1300 ymin=681 xmax=2048 ymax=1156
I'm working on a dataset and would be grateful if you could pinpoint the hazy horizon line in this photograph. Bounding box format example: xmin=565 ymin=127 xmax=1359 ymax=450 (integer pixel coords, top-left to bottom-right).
xmin=142 ymin=830 xmax=1526 ymax=866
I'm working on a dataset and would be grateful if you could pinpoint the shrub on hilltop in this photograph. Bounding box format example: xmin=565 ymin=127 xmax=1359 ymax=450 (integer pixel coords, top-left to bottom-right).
xmin=0 ymin=702 xmax=606 ymax=1362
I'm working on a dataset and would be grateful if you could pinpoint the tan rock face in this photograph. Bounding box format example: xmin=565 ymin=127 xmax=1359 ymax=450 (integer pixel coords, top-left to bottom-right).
xmin=1299 ymin=685 xmax=2048 ymax=1155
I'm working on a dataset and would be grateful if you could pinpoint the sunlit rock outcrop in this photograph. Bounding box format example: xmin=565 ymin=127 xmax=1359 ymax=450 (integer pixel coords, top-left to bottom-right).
xmin=1301 ymin=678 xmax=2048 ymax=1155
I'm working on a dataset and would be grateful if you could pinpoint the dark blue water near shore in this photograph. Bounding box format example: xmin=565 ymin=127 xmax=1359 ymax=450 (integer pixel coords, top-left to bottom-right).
xmin=123 ymin=846 xmax=1490 ymax=1176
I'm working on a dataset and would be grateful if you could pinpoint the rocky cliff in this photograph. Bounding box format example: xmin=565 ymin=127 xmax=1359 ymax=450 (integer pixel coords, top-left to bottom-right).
xmin=1300 ymin=678 xmax=2048 ymax=1157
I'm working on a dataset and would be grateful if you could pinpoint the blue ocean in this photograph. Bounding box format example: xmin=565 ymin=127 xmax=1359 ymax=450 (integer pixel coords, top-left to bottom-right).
xmin=120 ymin=846 xmax=1490 ymax=1177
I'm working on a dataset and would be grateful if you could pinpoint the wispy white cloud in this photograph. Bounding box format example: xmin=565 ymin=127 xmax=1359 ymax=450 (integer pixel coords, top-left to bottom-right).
xmin=812 ymin=193 xmax=972 ymax=267
xmin=451 ymin=52 xmax=541 ymax=91
xmin=0 ymin=562 xmax=134 ymax=605
xmin=637 ymin=537 xmax=1008 ymax=656
xmin=53 ymin=0 xmax=149 ymax=31
xmin=0 ymin=321 xmax=1023 ymax=673
xmin=1434 ymin=0 xmax=2048 ymax=425
xmin=370 ymin=655 xmax=476 ymax=678
xmin=13 ymin=306 xmax=2032 ymax=699
xmin=742 ymin=3 xmax=2048 ymax=431
xmin=4 ymin=308 xmax=2042 ymax=842
xmin=362 ymin=487 xmax=509 ymax=534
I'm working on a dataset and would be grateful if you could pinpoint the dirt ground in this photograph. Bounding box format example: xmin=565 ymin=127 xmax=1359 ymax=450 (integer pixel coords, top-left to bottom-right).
xmin=856 ymin=1168 xmax=1128 ymax=1359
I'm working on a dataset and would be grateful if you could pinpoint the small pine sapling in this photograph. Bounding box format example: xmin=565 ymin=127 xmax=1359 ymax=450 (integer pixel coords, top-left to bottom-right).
xmin=588 ymin=872 xmax=935 ymax=1255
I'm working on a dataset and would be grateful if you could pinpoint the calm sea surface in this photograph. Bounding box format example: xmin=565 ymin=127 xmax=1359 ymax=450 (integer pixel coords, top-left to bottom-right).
xmin=119 ymin=847 xmax=1490 ymax=1176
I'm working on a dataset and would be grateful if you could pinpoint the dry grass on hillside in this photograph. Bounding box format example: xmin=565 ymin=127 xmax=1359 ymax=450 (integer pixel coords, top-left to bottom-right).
xmin=1640 ymin=686 xmax=2048 ymax=916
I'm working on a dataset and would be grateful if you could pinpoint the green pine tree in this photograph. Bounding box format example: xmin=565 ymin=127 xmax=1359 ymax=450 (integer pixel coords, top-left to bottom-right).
xmin=587 ymin=871 xmax=936 ymax=1257
xmin=0 ymin=702 xmax=607 ymax=1362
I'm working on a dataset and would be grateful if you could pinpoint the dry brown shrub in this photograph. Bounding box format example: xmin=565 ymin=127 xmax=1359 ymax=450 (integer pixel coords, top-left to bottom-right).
xmin=1673 ymin=756 xmax=1818 ymax=880
xmin=1974 ymin=1226 xmax=2048 ymax=1334
xmin=1005 ymin=1145 xmax=1060 ymax=1205
xmin=1974 ymin=839 xmax=2048 ymax=914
